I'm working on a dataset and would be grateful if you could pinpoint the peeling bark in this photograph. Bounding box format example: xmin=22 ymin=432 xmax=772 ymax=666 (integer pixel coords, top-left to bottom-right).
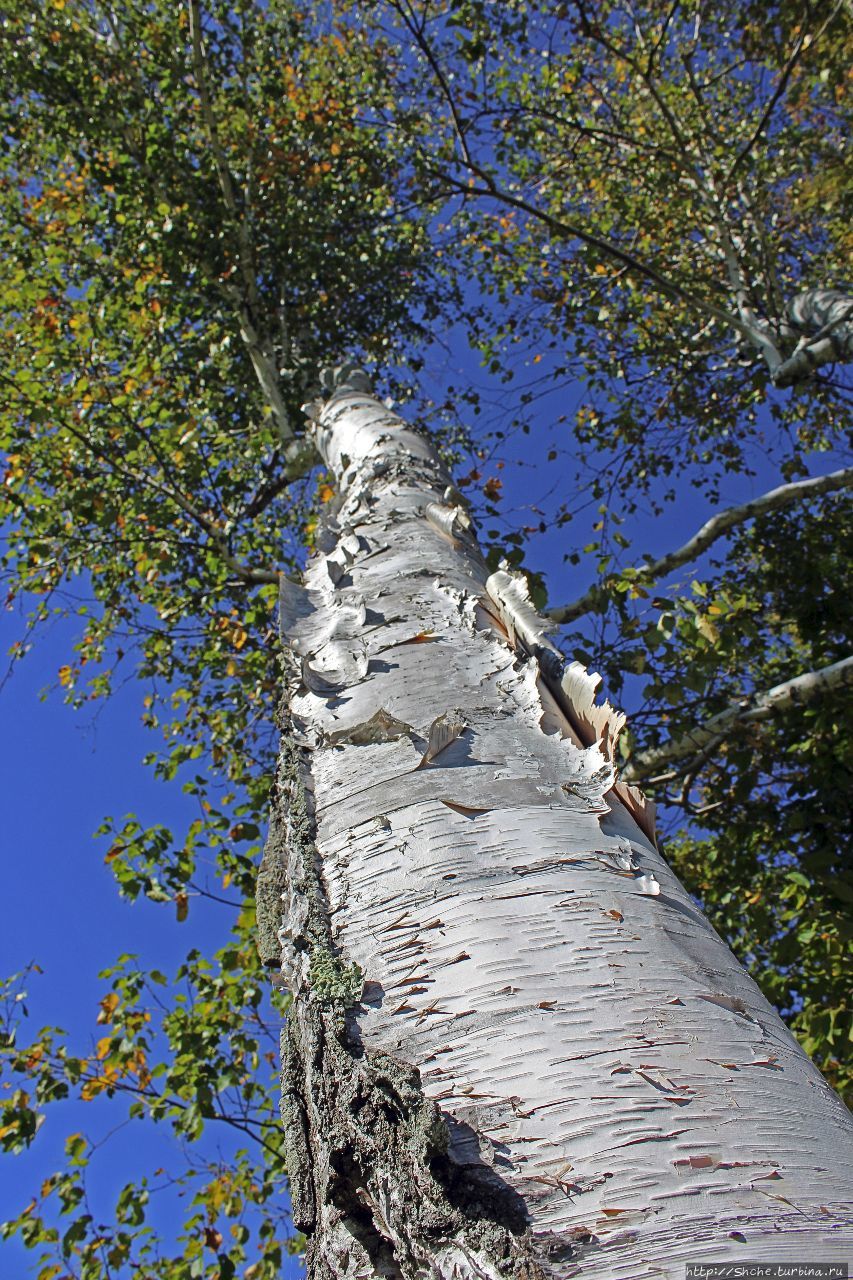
xmin=263 ymin=374 xmax=853 ymax=1278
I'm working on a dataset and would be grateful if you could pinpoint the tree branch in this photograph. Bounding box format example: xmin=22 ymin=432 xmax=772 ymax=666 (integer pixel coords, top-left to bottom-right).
xmin=0 ymin=372 xmax=280 ymax=588
xmin=718 ymin=224 xmax=784 ymax=374
xmin=393 ymin=0 xmax=750 ymax=340
xmin=548 ymin=466 xmax=853 ymax=625
xmin=725 ymin=0 xmax=845 ymax=183
xmin=187 ymin=0 xmax=296 ymax=445
xmin=433 ymin=166 xmax=753 ymax=340
xmin=622 ymin=656 xmax=853 ymax=784
xmin=774 ymin=290 xmax=853 ymax=387
xmin=390 ymin=0 xmax=478 ymax=176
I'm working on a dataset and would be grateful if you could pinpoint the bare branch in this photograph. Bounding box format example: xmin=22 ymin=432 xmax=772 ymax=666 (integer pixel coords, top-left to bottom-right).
xmin=622 ymin=656 xmax=853 ymax=784
xmin=548 ymin=466 xmax=853 ymax=625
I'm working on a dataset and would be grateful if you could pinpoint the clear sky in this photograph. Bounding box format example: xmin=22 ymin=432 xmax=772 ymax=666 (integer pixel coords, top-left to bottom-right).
xmin=0 ymin=609 xmax=302 ymax=1277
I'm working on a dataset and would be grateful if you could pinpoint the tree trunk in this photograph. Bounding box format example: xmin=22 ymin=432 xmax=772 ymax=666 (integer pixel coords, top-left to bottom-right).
xmin=260 ymin=372 xmax=853 ymax=1279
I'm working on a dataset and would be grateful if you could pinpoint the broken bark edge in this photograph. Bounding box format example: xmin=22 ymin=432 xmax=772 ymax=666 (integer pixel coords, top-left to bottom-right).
xmin=484 ymin=567 xmax=657 ymax=846
xmin=267 ymin=728 xmax=558 ymax=1279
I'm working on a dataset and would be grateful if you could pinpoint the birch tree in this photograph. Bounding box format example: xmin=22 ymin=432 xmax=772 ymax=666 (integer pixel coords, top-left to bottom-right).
xmin=0 ymin=1 xmax=444 ymax=1273
xmin=1 ymin=0 xmax=852 ymax=1276
xmin=264 ymin=368 xmax=853 ymax=1277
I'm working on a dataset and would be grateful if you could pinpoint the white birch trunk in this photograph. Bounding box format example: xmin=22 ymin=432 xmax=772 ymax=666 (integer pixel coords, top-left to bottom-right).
xmin=261 ymin=374 xmax=853 ymax=1280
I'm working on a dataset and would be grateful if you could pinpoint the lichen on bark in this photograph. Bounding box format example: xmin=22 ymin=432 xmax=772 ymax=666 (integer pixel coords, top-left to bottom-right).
xmin=267 ymin=727 xmax=552 ymax=1280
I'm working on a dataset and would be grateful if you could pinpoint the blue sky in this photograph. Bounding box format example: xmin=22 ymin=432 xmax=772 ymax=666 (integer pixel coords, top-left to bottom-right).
xmin=0 ymin=608 xmax=301 ymax=1277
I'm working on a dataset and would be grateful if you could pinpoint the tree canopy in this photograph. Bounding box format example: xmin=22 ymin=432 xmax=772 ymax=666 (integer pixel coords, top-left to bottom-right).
xmin=1 ymin=0 xmax=850 ymax=1276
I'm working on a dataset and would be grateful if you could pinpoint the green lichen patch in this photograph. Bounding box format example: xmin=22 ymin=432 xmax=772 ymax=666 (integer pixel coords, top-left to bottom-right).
xmin=308 ymin=946 xmax=364 ymax=1009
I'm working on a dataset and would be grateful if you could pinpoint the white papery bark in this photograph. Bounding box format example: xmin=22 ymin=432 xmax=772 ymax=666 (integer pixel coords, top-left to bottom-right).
xmin=264 ymin=374 xmax=853 ymax=1280
xmin=773 ymin=288 xmax=853 ymax=386
xmin=735 ymin=287 xmax=853 ymax=387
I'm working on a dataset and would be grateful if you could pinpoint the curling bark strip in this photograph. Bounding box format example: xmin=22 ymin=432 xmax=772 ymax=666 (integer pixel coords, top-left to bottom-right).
xmin=265 ymin=374 xmax=853 ymax=1278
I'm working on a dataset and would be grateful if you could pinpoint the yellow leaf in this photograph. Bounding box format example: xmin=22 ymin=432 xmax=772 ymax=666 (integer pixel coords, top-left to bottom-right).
xmin=58 ymin=665 xmax=72 ymax=686
xmin=96 ymin=991 xmax=119 ymax=1025
xmin=318 ymin=483 xmax=335 ymax=503
xmin=96 ymin=1036 xmax=112 ymax=1060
